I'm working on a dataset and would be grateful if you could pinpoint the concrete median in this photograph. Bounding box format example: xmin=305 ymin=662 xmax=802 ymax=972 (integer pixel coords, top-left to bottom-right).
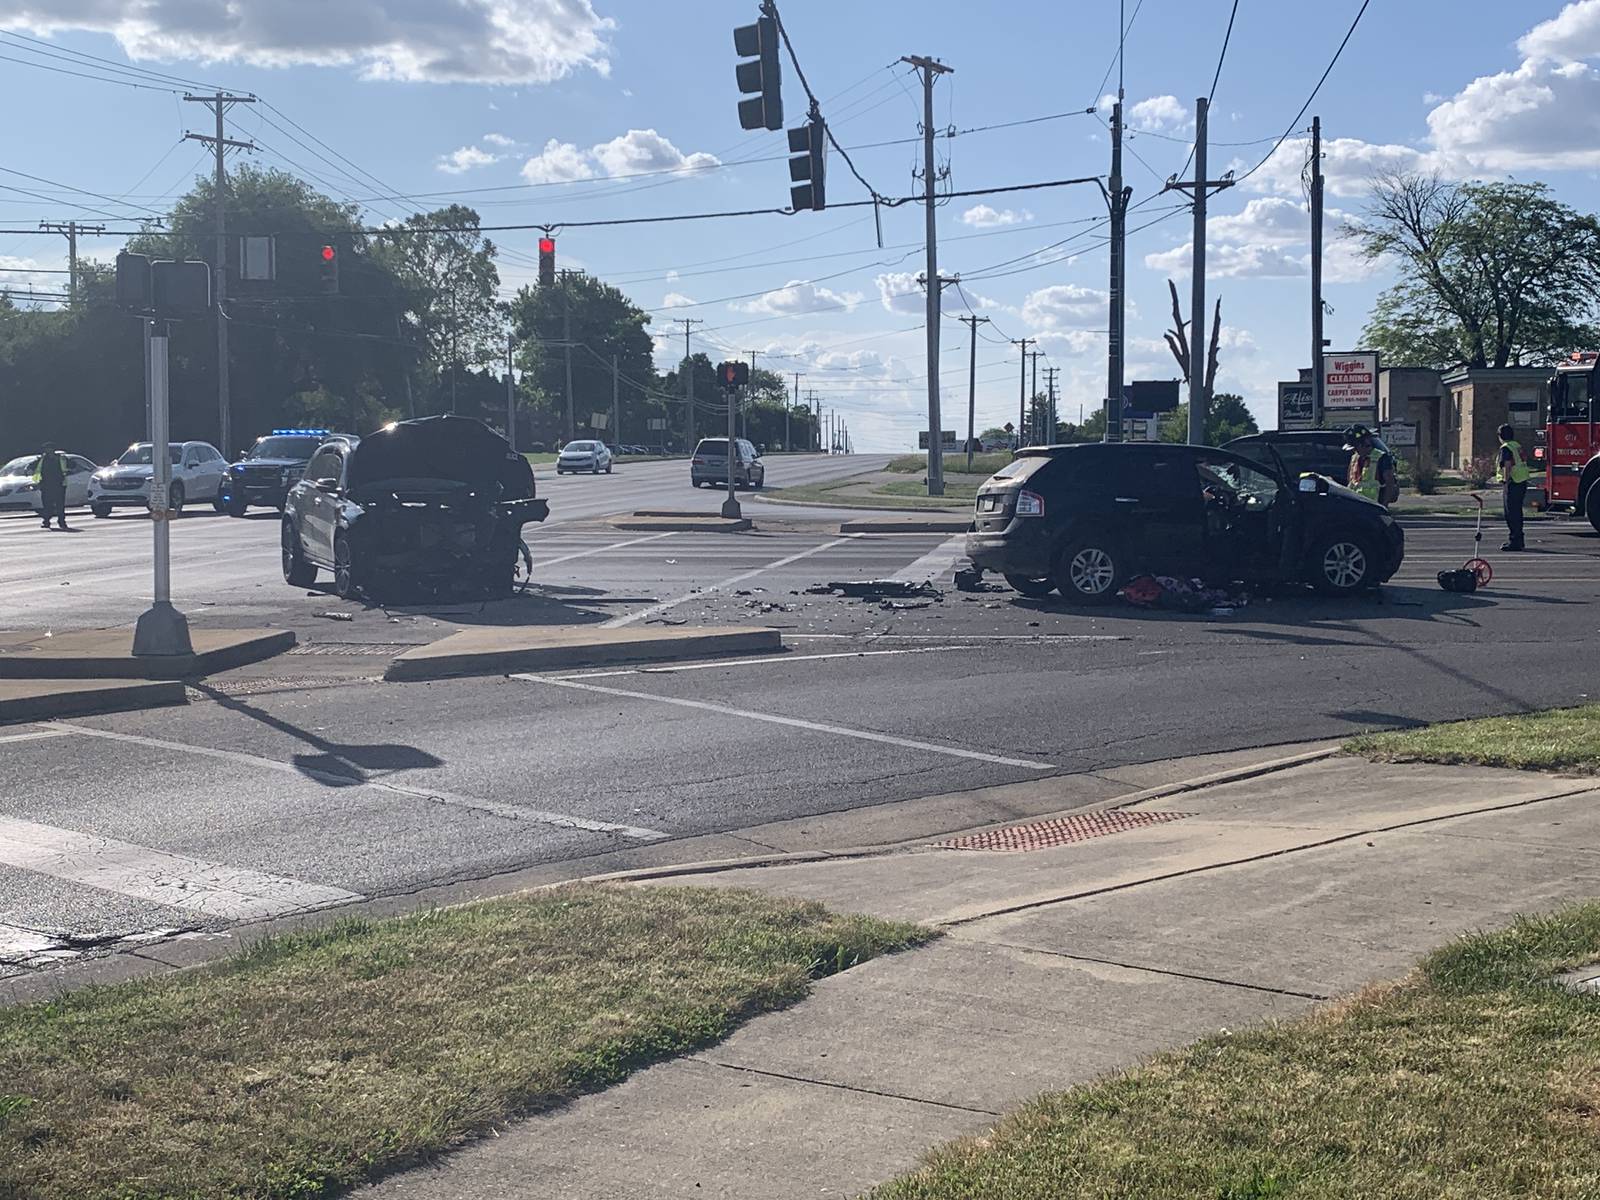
xmin=0 ymin=678 xmax=186 ymax=723
xmin=385 ymin=624 xmax=782 ymax=681
xmin=608 ymin=512 xmax=753 ymax=532
xmin=839 ymin=515 xmax=972 ymax=534
xmin=0 ymin=627 xmax=295 ymax=680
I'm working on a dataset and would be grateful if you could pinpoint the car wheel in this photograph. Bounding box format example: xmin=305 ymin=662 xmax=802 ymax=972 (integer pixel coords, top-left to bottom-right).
xmin=592 ymin=462 xmax=599 ymax=474
xmin=212 ymin=496 xmax=228 ymax=514
xmin=605 ymin=462 xmax=613 ymax=474
xmin=91 ymin=503 xmax=111 ymax=519
xmin=1053 ymin=541 xmax=1122 ymax=605
xmin=1587 ymin=481 xmax=1600 ymax=534
xmin=1005 ymin=574 xmax=1057 ymax=598
xmin=1310 ymin=534 xmax=1375 ymax=596
xmin=166 ymin=481 xmax=185 ymax=514
xmin=333 ymin=532 xmax=362 ymax=601
xmin=281 ymin=522 xmax=316 ymax=587
xmin=226 ymin=497 xmax=248 ymax=517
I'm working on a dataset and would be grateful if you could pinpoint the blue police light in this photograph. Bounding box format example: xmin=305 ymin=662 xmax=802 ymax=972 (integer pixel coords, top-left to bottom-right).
xmin=270 ymin=428 xmax=330 ymax=437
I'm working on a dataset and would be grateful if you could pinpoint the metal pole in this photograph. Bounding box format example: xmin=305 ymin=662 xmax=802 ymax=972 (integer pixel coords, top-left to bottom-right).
xmin=562 ymin=298 xmax=574 ymax=444
xmin=1105 ymin=100 xmax=1125 ymax=444
xmin=744 ymin=351 xmax=756 ymax=441
xmin=133 ymin=320 xmax=193 ymax=657
xmin=791 ymin=372 xmax=801 ymax=452
xmin=903 ymin=54 xmax=953 ymax=496
xmin=504 ymin=332 xmax=516 ymax=452
xmin=1028 ymin=350 xmax=1040 ymax=443
xmin=1310 ymin=115 xmax=1325 ymax=429
xmin=612 ymin=354 xmax=620 ymax=448
xmin=967 ymin=317 xmax=980 ymax=470
xmin=213 ymin=101 xmax=232 ymax=458
xmin=1188 ymin=96 xmax=1209 ymax=447
xmin=721 ymin=381 xmax=741 ymax=519
xmin=1015 ymin=338 xmax=1033 ymax=446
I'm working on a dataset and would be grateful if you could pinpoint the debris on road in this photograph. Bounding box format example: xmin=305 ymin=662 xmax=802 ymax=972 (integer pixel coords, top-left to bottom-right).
xmin=645 ymin=616 xmax=689 ymax=626
xmin=810 ymin=579 xmax=944 ymax=601
xmin=1118 ymin=575 xmax=1250 ymax=614
xmin=953 ymin=562 xmax=987 ymax=592
xmin=316 ymin=611 xmax=355 ymax=622
xmin=878 ymin=599 xmax=933 ymax=611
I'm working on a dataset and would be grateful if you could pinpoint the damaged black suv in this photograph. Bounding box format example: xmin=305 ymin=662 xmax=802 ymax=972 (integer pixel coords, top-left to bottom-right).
xmin=966 ymin=442 xmax=1404 ymax=603
xmin=281 ymin=416 xmax=548 ymax=601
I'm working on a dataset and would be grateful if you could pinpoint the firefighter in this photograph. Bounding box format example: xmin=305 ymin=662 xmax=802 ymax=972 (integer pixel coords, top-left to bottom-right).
xmin=1344 ymin=425 xmax=1398 ymax=505
xmin=1497 ymin=422 xmax=1531 ymax=551
xmin=31 ymin=442 xmax=69 ymax=530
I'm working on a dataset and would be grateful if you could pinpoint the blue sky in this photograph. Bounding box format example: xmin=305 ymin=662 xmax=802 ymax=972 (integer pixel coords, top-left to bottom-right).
xmin=2 ymin=0 xmax=1598 ymax=449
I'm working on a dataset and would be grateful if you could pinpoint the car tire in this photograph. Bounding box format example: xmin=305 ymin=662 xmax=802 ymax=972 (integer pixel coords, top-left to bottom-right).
xmin=592 ymin=462 xmax=599 ymax=474
xmin=333 ymin=532 xmax=362 ymax=601
xmin=226 ymin=497 xmax=248 ymax=517
xmin=281 ymin=522 xmax=316 ymax=587
xmin=91 ymin=503 xmax=111 ymax=519
xmin=1053 ymin=540 xmax=1122 ymax=605
xmin=1309 ymin=533 xmax=1376 ymax=596
xmin=605 ymin=462 xmax=613 ymax=474
xmin=212 ymin=496 xmax=228 ymax=514
xmin=1005 ymin=574 xmax=1057 ymax=598
xmin=166 ymin=481 xmax=185 ymax=514
xmin=1586 ymin=481 xmax=1600 ymax=534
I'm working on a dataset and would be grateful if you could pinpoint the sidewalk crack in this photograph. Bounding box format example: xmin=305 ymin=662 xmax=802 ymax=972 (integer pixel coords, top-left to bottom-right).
xmin=699 ymin=1059 xmax=999 ymax=1116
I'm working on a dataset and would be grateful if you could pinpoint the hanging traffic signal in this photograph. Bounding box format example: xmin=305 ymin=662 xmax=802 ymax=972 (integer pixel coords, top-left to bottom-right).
xmin=318 ymin=243 xmax=339 ymax=294
xmin=718 ymin=360 xmax=750 ymax=389
xmin=538 ymin=236 xmax=556 ymax=286
xmin=734 ymin=15 xmax=782 ymax=132
xmin=787 ymin=116 xmax=827 ymax=211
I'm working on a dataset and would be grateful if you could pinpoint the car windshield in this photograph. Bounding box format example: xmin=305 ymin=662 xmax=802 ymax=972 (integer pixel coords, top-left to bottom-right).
xmin=563 ymin=442 xmax=598 ymax=452
xmin=1199 ymin=459 xmax=1280 ymax=508
xmin=1 ymin=455 xmax=37 ymax=476
xmin=249 ymin=436 xmax=323 ymax=460
xmin=115 ymin=444 xmax=181 ymax=466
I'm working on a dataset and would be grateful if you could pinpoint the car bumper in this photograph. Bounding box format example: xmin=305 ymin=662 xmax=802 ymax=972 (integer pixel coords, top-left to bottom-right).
xmin=0 ymin=494 xmax=41 ymax=510
xmin=556 ymin=459 xmax=598 ymax=471
xmin=221 ymin=480 xmax=288 ymax=507
xmin=89 ymin=488 xmax=152 ymax=506
xmin=1377 ymin=521 xmax=1405 ymax=583
xmin=964 ymin=521 xmax=1054 ymax=577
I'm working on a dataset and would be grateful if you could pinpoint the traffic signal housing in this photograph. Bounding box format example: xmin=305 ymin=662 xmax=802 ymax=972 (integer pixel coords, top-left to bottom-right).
xmin=787 ymin=117 xmax=827 ymax=211
xmin=318 ymin=243 xmax=339 ymax=294
xmin=539 ymin=236 xmax=556 ymax=286
xmin=734 ymin=16 xmax=782 ymax=131
xmin=718 ymin=360 xmax=750 ymax=389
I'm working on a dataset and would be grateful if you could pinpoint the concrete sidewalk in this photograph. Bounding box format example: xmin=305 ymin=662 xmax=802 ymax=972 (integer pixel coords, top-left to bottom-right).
xmin=362 ymin=752 xmax=1600 ymax=1200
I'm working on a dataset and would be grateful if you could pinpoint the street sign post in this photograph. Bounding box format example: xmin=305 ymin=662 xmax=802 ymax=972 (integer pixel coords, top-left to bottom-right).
xmin=1278 ymin=381 xmax=1315 ymax=430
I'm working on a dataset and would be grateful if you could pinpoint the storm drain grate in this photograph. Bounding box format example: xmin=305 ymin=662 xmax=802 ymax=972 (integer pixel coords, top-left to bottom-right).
xmin=936 ymin=810 xmax=1193 ymax=853
xmin=287 ymin=642 xmax=426 ymax=656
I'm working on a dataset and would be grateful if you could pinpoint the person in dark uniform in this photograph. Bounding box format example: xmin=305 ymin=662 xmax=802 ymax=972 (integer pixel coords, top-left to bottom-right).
xmin=1497 ymin=422 xmax=1531 ymax=551
xmin=32 ymin=442 xmax=69 ymax=530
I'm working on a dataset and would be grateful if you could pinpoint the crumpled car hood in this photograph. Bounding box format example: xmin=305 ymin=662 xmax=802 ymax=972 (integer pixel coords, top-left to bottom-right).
xmin=345 ymin=415 xmax=534 ymax=501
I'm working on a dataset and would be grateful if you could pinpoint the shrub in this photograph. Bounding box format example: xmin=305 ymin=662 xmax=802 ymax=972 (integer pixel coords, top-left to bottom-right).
xmin=1412 ymin=452 xmax=1441 ymax=495
xmin=1465 ymin=454 xmax=1497 ymax=488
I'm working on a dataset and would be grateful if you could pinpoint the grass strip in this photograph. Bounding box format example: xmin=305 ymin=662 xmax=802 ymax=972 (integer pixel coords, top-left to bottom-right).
xmin=1347 ymin=704 xmax=1600 ymax=774
xmin=886 ymin=453 xmax=1011 ymax=476
xmin=0 ymin=883 xmax=925 ymax=1200
xmin=766 ymin=479 xmax=969 ymax=511
xmin=872 ymin=902 xmax=1600 ymax=1199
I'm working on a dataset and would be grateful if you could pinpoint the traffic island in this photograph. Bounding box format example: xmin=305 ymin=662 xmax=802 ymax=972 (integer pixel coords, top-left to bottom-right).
xmin=609 ymin=510 xmax=753 ymax=532
xmin=0 ymin=627 xmax=295 ymax=680
xmin=839 ymin=515 xmax=972 ymax=534
xmin=0 ymin=677 xmax=186 ymax=723
xmin=385 ymin=623 xmax=782 ymax=681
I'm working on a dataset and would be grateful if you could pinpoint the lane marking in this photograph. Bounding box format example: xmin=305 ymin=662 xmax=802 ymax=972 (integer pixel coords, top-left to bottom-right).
xmin=518 ymin=676 xmax=1057 ymax=771
xmin=547 ymin=645 xmax=973 ymax=680
xmin=890 ymin=534 xmax=968 ymax=584
xmin=788 ymin=633 xmax=1128 ymax=642
xmin=0 ymin=728 xmax=69 ymax=746
xmin=0 ymin=815 xmax=363 ymax=921
xmin=45 ymin=723 xmax=666 ymax=841
xmin=603 ymin=536 xmax=855 ymax=629
xmin=536 ymin=530 xmax=677 ymax=568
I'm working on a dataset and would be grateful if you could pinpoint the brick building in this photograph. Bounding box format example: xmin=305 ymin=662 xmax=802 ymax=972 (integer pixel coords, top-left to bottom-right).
xmin=1378 ymin=366 xmax=1548 ymax=468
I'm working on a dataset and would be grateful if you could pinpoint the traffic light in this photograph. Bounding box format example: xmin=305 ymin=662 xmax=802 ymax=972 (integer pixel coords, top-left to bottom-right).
xmin=318 ymin=243 xmax=339 ymax=294
xmin=734 ymin=15 xmax=782 ymax=131
xmin=718 ymin=360 xmax=750 ymax=389
xmin=787 ymin=116 xmax=826 ymax=211
xmin=538 ymin=236 xmax=555 ymax=286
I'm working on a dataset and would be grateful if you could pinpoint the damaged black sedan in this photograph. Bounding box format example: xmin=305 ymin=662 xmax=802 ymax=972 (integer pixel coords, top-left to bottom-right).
xmin=281 ymin=416 xmax=548 ymax=601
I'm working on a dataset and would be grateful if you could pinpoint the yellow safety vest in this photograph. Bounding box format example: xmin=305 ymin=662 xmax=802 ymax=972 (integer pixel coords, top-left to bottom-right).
xmin=1497 ymin=439 xmax=1530 ymax=485
xmin=1348 ymin=450 xmax=1381 ymax=501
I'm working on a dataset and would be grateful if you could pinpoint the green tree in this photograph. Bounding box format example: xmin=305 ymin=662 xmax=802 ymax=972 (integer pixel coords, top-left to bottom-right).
xmin=1353 ymin=174 xmax=1600 ymax=369
xmin=1159 ymin=393 xmax=1259 ymax=446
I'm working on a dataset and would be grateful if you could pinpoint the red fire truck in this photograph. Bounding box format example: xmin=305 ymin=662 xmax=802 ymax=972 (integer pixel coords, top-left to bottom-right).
xmin=1538 ymin=351 xmax=1600 ymax=530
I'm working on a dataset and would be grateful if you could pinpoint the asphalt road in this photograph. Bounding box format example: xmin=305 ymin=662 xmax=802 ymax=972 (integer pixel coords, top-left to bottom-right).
xmin=5 ymin=487 xmax=1600 ymax=978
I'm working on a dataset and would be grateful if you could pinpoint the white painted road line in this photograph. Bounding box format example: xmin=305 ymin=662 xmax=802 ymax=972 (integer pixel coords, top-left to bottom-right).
xmin=0 ymin=728 xmax=70 ymax=745
xmin=45 ymin=723 xmax=667 ymax=841
xmin=603 ymin=536 xmax=855 ymax=629
xmin=536 ymin=530 xmax=677 ymax=569
xmin=0 ymin=815 xmax=363 ymax=921
xmin=890 ymin=534 xmax=968 ymax=584
xmin=545 ymin=645 xmax=975 ymax=681
xmin=789 ymin=633 xmax=1128 ymax=643
xmin=520 ymin=676 xmax=1058 ymax=771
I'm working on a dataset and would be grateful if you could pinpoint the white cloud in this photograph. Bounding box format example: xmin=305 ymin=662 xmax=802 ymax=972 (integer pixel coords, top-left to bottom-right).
xmin=1242 ymin=136 xmax=1431 ymax=199
xmin=520 ymin=128 xmax=718 ymax=184
xmin=1021 ymin=283 xmax=1109 ymax=328
xmin=481 ymin=132 xmax=518 ymax=148
xmin=664 ymin=269 xmax=680 ymax=283
xmin=436 ymin=144 xmax=501 ymax=174
xmin=960 ymin=204 xmax=1033 ymax=228
xmin=1034 ymin=329 xmax=1105 ymax=355
xmin=0 ymin=0 xmax=615 ymax=85
xmin=1208 ymin=197 xmax=1312 ymax=246
xmin=1145 ymin=241 xmax=1308 ymax=279
xmin=660 ymin=292 xmax=697 ymax=310
xmin=732 ymin=280 xmax=862 ymax=316
xmin=1519 ymin=0 xmax=1600 ymax=61
xmin=1426 ymin=57 xmax=1600 ymax=171
xmin=875 ymin=271 xmax=926 ymax=315
xmin=1129 ymin=94 xmax=1191 ymax=131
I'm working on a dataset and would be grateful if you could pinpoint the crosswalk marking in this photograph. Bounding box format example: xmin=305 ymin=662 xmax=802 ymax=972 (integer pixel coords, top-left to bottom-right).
xmin=891 ymin=534 xmax=968 ymax=584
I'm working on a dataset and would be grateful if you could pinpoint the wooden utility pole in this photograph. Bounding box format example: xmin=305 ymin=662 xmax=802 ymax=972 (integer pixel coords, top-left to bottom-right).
xmin=671 ymin=317 xmax=703 ymax=450
xmin=1012 ymin=338 xmax=1034 ymax=446
xmin=1310 ymin=115 xmax=1326 ymax=428
xmin=39 ymin=220 xmax=105 ymax=307
xmin=958 ymin=314 xmax=990 ymax=469
xmin=902 ymin=53 xmax=953 ymax=495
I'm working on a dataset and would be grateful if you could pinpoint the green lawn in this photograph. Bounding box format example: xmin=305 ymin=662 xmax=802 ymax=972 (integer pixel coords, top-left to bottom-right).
xmin=886 ymin=452 xmax=1010 ymax=476
xmin=1347 ymin=704 xmax=1600 ymax=774
xmin=0 ymin=884 xmax=925 ymax=1200
xmin=874 ymin=903 xmax=1600 ymax=1199
xmin=765 ymin=478 xmax=971 ymax=511
xmin=876 ymin=477 xmax=982 ymax=501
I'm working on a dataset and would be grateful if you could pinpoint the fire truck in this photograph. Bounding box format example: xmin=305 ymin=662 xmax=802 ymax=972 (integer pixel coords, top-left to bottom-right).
xmin=1538 ymin=351 xmax=1600 ymax=531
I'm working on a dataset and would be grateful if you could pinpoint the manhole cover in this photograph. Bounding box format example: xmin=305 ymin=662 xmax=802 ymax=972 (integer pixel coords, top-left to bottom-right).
xmin=936 ymin=809 xmax=1192 ymax=853
xmin=287 ymin=642 xmax=424 ymax=656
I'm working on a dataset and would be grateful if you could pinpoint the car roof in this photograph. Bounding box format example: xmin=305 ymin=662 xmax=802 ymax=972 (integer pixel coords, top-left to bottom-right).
xmin=1226 ymin=431 xmax=1346 ymax=444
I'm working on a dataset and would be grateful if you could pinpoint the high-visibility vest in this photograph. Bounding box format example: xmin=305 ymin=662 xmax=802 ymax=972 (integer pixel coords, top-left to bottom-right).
xmin=1498 ymin=439 xmax=1531 ymax=485
xmin=30 ymin=452 xmax=66 ymax=488
xmin=1348 ymin=450 xmax=1381 ymax=501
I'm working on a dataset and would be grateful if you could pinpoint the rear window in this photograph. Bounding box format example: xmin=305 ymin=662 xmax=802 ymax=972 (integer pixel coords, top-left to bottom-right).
xmin=694 ymin=440 xmax=729 ymax=456
xmin=991 ymin=456 xmax=1049 ymax=481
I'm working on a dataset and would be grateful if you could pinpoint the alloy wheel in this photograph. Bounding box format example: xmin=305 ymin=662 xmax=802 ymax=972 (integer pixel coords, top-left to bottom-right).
xmin=1322 ymin=541 xmax=1368 ymax=590
xmin=1068 ymin=547 xmax=1116 ymax=596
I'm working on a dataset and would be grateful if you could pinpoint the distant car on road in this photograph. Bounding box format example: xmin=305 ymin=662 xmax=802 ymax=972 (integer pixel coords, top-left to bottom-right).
xmin=1224 ymin=431 xmax=1362 ymax=486
xmin=88 ymin=441 xmax=227 ymax=518
xmin=0 ymin=453 xmax=97 ymax=513
xmin=691 ymin=437 xmax=764 ymax=489
xmin=220 ymin=429 xmax=357 ymax=516
xmin=556 ymin=440 xmax=613 ymax=474
xmin=966 ymin=442 xmax=1404 ymax=603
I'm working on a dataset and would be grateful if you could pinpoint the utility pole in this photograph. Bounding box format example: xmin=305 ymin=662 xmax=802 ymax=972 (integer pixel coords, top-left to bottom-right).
xmin=1104 ymin=98 xmax=1129 ymax=444
xmin=672 ymin=317 xmax=703 ymax=450
xmin=1027 ymin=350 xmax=1043 ymax=444
xmin=743 ymin=350 xmax=757 ymax=441
xmin=1310 ymin=115 xmax=1326 ymax=429
xmin=806 ymin=389 xmax=819 ymax=451
xmin=504 ymin=332 xmax=516 ymax=452
xmin=39 ymin=221 xmax=105 ymax=307
xmin=790 ymin=371 xmax=802 ymax=452
xmin=1164 ymin=97 xmax=1233 ymax=445
xmin=902 ymin=53 xmax=953 ymax=496
xmin=1045 ymin=366 xmax=1060 ymax=442
xmin=612 ymin=354 xmax=620 ymax=448
xmin=183 ymin=93 xmax=255 ymax=458
xmin=958 ymin=314 xmax=990 ymax=469
xmin=1013 ymin=338 xmax=1034 ymax=446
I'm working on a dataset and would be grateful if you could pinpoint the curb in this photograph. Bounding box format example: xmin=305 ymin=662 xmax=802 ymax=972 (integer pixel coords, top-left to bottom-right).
xmin=839 ymin=516 xmax=973 ymax=534
xmin=0 ymin=629 xmax=296 ymax=680
xmin=385 ymin=625 xmax=782 ymax=681
xmin=0 ymin=678 xmax=187 ymax=724
xmin=608 ymin=516 xmax=752 ymax=532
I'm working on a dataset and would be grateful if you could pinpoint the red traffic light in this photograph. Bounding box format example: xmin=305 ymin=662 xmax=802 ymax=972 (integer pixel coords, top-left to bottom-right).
xmin=538 ymin=237 xmax=555 ymax=254
xmin=320 ymin=244 xmax=336 ymax=261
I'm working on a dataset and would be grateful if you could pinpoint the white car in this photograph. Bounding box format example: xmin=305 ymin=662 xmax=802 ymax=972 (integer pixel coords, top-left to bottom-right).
xmin=0 ymin=453 xmax=98 ymax=513
xmin=88 ymin=441 xmax=227 ymax=517
xmin=555 ymin=440 xmax=613 ymax=475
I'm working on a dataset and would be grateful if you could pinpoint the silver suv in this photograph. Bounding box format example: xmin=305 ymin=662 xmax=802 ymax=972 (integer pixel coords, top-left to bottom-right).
xmin=691 ymin=438 xmax=764 ymax=489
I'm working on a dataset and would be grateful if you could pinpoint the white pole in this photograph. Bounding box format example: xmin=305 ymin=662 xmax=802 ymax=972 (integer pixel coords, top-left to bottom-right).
xmin=132 ymin=320 xmax=193 ymax=656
